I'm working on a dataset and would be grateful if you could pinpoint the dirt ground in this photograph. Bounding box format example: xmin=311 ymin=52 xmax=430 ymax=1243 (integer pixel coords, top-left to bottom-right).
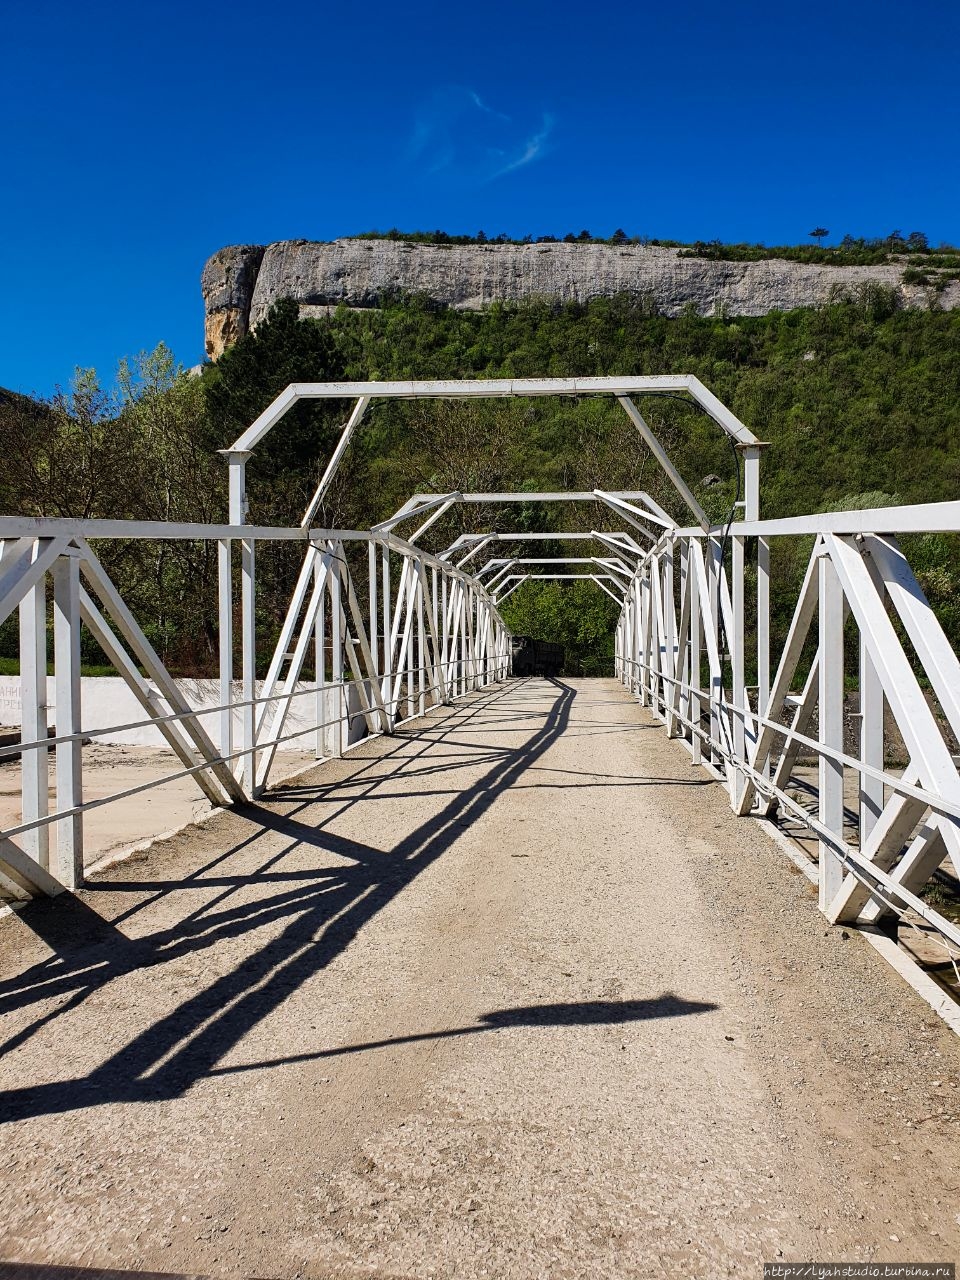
xmin=0 ymin=678 xmax=958 ymax=1279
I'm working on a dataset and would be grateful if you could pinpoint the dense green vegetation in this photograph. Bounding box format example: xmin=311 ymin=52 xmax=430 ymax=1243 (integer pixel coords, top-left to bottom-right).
xmin=676 ymin=231 xmax=958 ymax=267
xmin=2 ymin=286 xmax=959 ymax=676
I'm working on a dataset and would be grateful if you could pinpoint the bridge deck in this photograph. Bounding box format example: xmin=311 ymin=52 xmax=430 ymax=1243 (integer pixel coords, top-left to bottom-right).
xmin=1 ymin=678 xmax=958 ymax=1277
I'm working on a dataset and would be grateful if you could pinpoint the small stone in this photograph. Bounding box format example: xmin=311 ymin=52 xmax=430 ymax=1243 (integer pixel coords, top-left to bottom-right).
xmin=890 ymin=1234 xmax=900 ymax=1243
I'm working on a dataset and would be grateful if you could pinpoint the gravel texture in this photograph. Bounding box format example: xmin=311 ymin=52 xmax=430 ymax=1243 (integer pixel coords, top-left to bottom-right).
xmin=0 ymin=677 xmax=958 ymax=1278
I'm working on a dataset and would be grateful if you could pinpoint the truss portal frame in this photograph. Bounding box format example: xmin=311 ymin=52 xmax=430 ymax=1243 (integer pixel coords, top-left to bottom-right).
xmin=2 ymin=376 xmax=755 ymax=899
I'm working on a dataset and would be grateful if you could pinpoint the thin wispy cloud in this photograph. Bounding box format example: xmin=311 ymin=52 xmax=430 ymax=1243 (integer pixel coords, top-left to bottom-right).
xmin=470 ymin=91 xmax=511 ymax=122
xmin=493 ymin=113 xmax=554 ymax=178
xmin=405 ymin=87 xmax=554 ymax=184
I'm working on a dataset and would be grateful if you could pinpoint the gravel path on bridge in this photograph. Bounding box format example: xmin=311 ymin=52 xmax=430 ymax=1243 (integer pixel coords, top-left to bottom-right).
xmin=1 ymin=677 xmax=958 ymax=1279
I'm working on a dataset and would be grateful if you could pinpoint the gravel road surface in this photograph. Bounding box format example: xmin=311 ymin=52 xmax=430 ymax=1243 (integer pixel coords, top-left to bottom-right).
xmin=1 ymin=678 xmax=958 ymax=1278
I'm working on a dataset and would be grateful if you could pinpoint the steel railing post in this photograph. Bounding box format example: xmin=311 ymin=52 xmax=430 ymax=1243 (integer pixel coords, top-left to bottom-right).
xmin=218 ymin=538 xmax=234 ymax=779
xmin=52 ymin=550 xmax=83 ymax=887
xmin=330 ymin=542 xmax=343 ymax=756
xmin=818 ymin=549 xmax=845 ymax=911
xmin=731 ymin=534 xmax=746 ymax=808
xmin=19 ymin=559 xmax=49 ymax=871
xmin=315 ymin=551 xmax=327 ymax=758
xmin=859 ymin=635 xmax=884 ymax=845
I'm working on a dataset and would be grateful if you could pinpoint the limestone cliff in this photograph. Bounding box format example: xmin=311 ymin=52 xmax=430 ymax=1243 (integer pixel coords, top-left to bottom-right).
xmin=201 ymin=238 xmax=959 ymax=359
xmin=201 ymin=245 xmax=265 ymax=359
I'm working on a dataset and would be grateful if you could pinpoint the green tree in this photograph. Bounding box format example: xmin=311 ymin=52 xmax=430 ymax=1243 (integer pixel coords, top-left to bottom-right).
xmin=0 ymin=367 xmax=128 ymax=519
xmin=202 ymin=297 xmax=346 ymax=522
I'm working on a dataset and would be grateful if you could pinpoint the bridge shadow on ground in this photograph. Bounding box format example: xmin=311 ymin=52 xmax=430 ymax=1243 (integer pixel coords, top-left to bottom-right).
xmin=0 ymin=679 xmax=715 ymax=1123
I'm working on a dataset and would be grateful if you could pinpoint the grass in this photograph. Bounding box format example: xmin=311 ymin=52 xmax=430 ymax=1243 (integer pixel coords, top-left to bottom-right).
xmin=0 ymin=658 xmax=118 ymax=677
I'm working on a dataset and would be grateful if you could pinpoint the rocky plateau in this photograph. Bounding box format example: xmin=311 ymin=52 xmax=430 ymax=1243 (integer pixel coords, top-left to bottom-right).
xmin=201 ymin=238 xmax=960 ymax=359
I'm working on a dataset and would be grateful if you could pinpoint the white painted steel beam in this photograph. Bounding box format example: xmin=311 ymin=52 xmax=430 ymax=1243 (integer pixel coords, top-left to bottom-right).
xmin=375 ymin=493 xmax=460 ymax=533
xmin=409 ymin=498 xmax=458 ymax=544
xmin=615 ymin=398 xmax=709 ymax=530
xmin=494 ymin=577 xmax=528 ymax=604
xmin=592 ymin=492 xmax=659 ymax=542
xmin=673 ymin=500 xmax=960 ymax=539
xmin=300 ymin=396 xmax=371 ymax=528
xmin=592 ymin=576 xmax=626 ymax=603
xmin=52 ymin=552 xmax=83 ymax=887
xmin=227 ymin=376 xmax=758 ymax=456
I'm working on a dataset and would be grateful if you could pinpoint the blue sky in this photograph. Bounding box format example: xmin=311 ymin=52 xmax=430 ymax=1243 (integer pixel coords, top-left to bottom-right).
xmin=2 ymin=0 xmax=958 ymax=396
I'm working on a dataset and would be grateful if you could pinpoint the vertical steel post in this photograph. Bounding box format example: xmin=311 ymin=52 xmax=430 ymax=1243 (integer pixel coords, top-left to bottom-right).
xmin=731 ymin=534 xmax=746 ymax=807
xmin=19 ymin=564 xmax=49 ymax=870
xmin=818 ymin=550 xmax=845 ymax=911
xmin=707 ymin=538 xmax=722 ymax=766
xmin=486 ymin=598 xmax=495 ymax=685
xmin=330 ymin=542 xmax=343 ymax=756
xmin=463 ymin=586 xmax=471 ymax=696
xmin=756 ymin=535 xmax=771 ymax=777
xmin=222 ymin=449 xmax=255 ymax=796
xmin=441 ymin=572 xmax=449 ymax=699
xmin=368 ymin=541 xmax=378 ymax=679
xmin=859 ymin=634 xmax=884 ymax=844
xmin=218 ymin=538 xmax=234 ymax=777
xmin=636 ymin=575 xmax=645 ymax=703
xmin=406 ymin=562 xmax=416 ymax=719
xmin=663 ymin=543 xmax=675 ymax=718
xmin=417 ymin=565 xmax=426 ymax=714
xmin=744 ymin=446 xmax=769 ymax=783
xmin=633 ymin=579 xmax=642 ymax=698
xmin=315 ymin=549 xmax=327 ymax=758
xmin=52 ymin=551 xmax=83 ymax=887
xmin=241 ymin=532 xmax=257 ymax=794
xmin=381 ymin=542 xmax=391 ymax=719
xmin=431 ymin=565 xmax=439 ymax=700
xmin=689 ymin=541 xmax=702 ymax=765
xmin=673 ymin=543 xmax=688 ymax=741
xmin=467 ymin=587 xmax=477 ymax=691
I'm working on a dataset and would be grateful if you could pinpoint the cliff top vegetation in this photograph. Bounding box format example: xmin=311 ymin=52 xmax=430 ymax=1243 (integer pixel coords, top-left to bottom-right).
xmin=349 ymin=228 xmax=960 ymax=270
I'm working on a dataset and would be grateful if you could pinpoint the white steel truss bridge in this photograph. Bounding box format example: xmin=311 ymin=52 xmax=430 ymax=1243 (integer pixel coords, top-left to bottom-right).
xmin=1 ymin=376 xmax=959 ymax=1028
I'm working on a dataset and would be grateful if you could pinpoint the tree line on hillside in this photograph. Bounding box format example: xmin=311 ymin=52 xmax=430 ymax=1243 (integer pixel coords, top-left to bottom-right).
xmin=354 ymin=227 xmax=960 ymax=270
xmin=2 ymin=287 xmax=959 ymax=676
xmin=678 ymin=232 xmax=960 ymax=268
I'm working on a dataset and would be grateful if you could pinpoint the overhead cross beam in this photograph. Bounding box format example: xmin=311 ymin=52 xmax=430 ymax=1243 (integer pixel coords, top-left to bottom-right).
xmin=222 ymin=379 xmax=757 ymax=562
xmin=228 ymin=376 xmax=759 ymax=455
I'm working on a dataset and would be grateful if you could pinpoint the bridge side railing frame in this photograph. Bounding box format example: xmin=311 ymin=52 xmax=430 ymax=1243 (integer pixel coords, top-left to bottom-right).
xmin=614 ymin=499 xmax=960 ymax=972
xmin=0 ymin=520 xmax=511 ymax=899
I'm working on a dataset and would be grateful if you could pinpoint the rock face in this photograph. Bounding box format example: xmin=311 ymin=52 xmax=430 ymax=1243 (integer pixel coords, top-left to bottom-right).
xmin=201 ymin=245 xmax=265 ymax=359
xmin=201 ymin=238 xmax=959 ymax=359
